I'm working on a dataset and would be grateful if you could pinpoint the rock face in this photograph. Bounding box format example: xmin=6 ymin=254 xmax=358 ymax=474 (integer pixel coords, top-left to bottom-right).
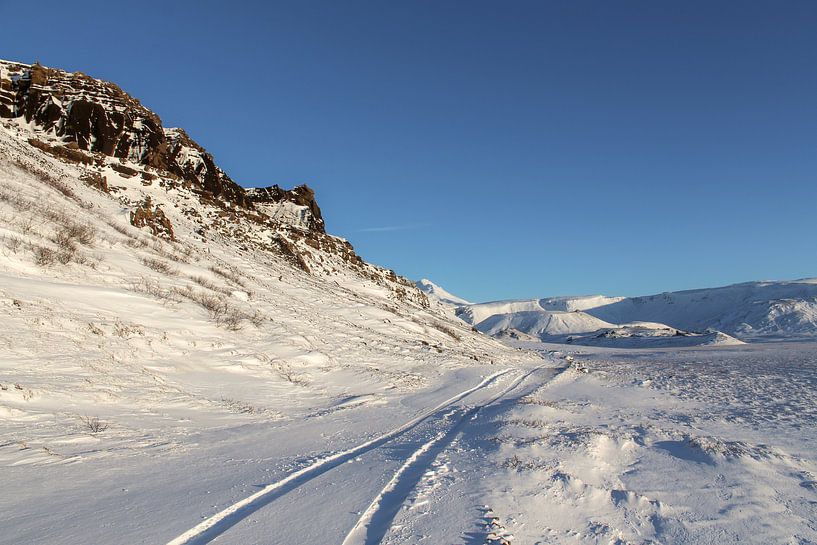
xmin=0 ymin=58 xmax=428 ymax=307
xmin=246 ymin=185 xmax=325 ymax=232
xmin=130 ymin=196 xmax=175 ymax=241
xmin=0 ymin=59 xmax=326 ymax=223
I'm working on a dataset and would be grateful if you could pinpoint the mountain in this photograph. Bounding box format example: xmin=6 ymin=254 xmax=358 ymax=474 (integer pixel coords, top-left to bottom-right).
xmin=582 ymin=279 xmax=817 ymax=341
xmin=416 ymin=278 xmax=472 ymax=306
xmin=0 ymin=58 xmax=533 ymax=476
xmin=455 ymin=279 xmax=817 ymax=344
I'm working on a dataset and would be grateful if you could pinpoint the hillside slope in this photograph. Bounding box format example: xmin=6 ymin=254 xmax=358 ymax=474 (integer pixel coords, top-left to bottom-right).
xmin=454 ymin=280 xmax=817 ymax=343
xmin=585 ymin=280 xmax=817 ymax=340
xmin=416 ymin=278 xmax=472 ymax=306
xmin=0 ymin=59 xmax=535 ymax=472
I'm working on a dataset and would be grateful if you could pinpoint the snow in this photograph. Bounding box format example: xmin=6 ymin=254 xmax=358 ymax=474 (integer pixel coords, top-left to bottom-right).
xmin=478 ymin=341 xmax=817 ymax=544
xmin=478 ymin=309 xmax=617 ymax=337
xmin=415 ymin=278 xmax=472 ymax=306
xmin=456 ymin=281 xmax=817 ymax=345
xmin=447 ymin=274 xmax=801 ymax=350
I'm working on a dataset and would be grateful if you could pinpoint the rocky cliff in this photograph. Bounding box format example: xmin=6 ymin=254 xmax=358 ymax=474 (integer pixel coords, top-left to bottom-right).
xmin=0 ymin=58 xmax=425 ymax=306
xmin=0 ymin=60 xmax=322 ymax=231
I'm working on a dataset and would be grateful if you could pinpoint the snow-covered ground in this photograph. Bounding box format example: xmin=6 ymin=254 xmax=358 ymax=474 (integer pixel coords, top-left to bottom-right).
xmin=390 ymin=341 xmax=817 ymax=545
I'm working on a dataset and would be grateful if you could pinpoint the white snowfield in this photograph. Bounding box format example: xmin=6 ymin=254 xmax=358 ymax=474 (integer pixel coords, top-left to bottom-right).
xmin=2 ymin=115 xmax=817 ymax=545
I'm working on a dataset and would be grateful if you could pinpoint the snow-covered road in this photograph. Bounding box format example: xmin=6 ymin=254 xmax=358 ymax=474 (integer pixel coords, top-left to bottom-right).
xmin=1 ymin=363 xmax=560 ymax=545
xmin=166 ymin=365 xmax=556 ymax=545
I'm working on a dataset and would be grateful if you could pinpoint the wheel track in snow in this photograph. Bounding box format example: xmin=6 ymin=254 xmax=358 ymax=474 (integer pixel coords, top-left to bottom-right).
xmin=165 ymin=368 xmax=516 ymax=545
xmin=340 ymin=366 xmax=546 ymax=545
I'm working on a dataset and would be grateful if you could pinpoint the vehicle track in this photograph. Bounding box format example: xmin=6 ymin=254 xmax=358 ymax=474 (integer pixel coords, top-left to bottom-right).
xmin=340 ymin=366 xmax=543 ymax=545
xmin=165 ymin=368 xmax=516 ymax=545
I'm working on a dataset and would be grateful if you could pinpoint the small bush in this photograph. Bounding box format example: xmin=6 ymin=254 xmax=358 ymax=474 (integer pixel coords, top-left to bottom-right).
xmin=174 ymin=287 xmax=262 ymax=330
xmin=0 ymin=188 xmax=34 ymax=211
xmin=107 ymin=219 xmax=138 ymax=238
xmin=208 ymin=265 xmax=245 ymax=287
xmin=32 ymin=244 xmax=57 ymax=266
xmin=193 ymin=292 xmax=229 ymax=317
xmin=219 ymin=309 xmax=244 ymax=331
xmin=128 ymin=277 xmax=184 ymax=303
xmin=141 ymin=257 xmax=178 ymax=276
xmin=272 ymin=362 xmax=310 ymax=386
xmin=190 ymin=275 xmax=231 ymax=295
xmin=80 ymin=415 xmax=108 ymax=434
xmin=2 ymin=234 xmax=24 ymax=253
xmin=125 ymin=237 xmax=149 ymax=249
xmin=55 ymin=222 xmax=95 ymax=246
xmin=247 ymin=309 xmax=265 ymax=327
xmin=434 ymin=322 xmax=462 ymax=341
xmin=11 ymin=156 xmax=88 ymax=205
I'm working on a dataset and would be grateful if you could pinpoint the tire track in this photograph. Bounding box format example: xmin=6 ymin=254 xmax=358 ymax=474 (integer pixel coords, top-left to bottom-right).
xmin=340 ymin=366 xmax=544 ymax=545
xmin=164 ymin=368 xmax=515 ymax=545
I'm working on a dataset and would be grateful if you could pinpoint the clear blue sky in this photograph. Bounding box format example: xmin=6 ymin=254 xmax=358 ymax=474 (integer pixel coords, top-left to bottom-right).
xmin=4 ymin=1 xmax=817 ymax=302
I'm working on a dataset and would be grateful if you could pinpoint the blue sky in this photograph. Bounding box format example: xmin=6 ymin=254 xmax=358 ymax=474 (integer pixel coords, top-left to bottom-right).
xmin=4 ymin=1 xmax=817 ymax=301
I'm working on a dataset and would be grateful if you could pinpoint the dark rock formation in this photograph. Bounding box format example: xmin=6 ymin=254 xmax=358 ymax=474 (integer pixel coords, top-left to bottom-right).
xmin=0 ymin=60 xmax=259 ymax=211
xmin=130 ymin=197 xmax=175 ymax=240
xmin=246 ymin=185 xmax=325 ymax=232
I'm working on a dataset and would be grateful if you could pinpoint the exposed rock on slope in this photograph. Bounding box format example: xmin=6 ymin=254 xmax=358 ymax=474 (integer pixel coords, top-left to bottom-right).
xmin=0 ymin=59 xmax=326 ymax=235
xmin=0 ymin=58 xmax=421 ymax=304
xmin=246 ymin=185 xmax=325 ymax=232
xmin=0 ymin=60 xmax=248 ymax=207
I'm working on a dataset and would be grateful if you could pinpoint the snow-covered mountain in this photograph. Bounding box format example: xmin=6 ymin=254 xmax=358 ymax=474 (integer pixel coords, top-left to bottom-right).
xmin=416 ymin=278 xmax=472 ymax=306
xmin=455 ymin=279 xmax=817 ymax=344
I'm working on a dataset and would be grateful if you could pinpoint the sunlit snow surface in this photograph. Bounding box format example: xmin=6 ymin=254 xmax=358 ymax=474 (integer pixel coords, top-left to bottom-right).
xmin=468 ymin=342 xmax=817 ymax=545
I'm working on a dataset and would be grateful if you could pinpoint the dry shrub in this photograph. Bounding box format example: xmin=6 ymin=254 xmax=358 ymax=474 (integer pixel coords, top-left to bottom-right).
xmin=32 ymin=244 xmax=57 ymax=266
xmin=273 ymin=362 xmax=310 ymax=386
xmin=142 ymin=256 xmax=178 ymax=276
xmin=0 ymin=187 xmax=34 ymax=211
xmin=434 ymin=322 xmax=462 ymax=341
xmin=13 ymin=155 xmax=84 ymax=204
xmin=2 ymin=234 xmax=24 ymax=253
xmin=125 ymin=237 xmax=149 ymax=249
xmin=149 ymin=240 xmax=191 ymax=264
xmin=53 ymin=222 xmax=95 ymax=247
xmin=208 ymin=265 xmax=245 ymax=287
xmin=80 ymin=415 xmax=108 ymax=433
xmin=176 ymin=286 xmax=263 ymax=330
xmin=107 ymin=219 xmax=138 ymax=239
xmin=191 ymin=275 xmax=232 ymax=295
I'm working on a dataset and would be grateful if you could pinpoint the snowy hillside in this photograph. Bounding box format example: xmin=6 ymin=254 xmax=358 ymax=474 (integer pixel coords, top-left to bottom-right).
xmin=455 ymin=280 xmax=817 ymax=344
xmin=416 ymin=278 xmax=471 ymax=306
xmin=584 ymin=279 xmax=817 ymax=340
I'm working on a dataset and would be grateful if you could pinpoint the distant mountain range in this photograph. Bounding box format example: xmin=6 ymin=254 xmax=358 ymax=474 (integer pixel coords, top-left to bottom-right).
xmin=419 ymin=278 xmax=817 ymax=346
